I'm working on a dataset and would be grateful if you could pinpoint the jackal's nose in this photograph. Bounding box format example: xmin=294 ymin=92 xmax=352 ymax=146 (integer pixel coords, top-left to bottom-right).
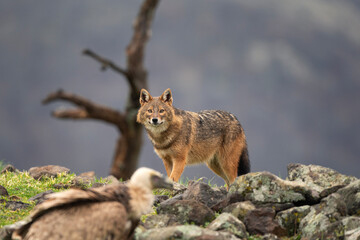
xmin=151 ymin=118 xmax=158 ymax=124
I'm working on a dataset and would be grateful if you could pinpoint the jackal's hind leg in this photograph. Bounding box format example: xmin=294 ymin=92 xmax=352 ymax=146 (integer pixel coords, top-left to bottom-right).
xmin=206 ymin=157 xmax=230 ymax=188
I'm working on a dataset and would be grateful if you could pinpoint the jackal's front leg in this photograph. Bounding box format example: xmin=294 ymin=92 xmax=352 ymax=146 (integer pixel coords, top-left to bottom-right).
xmin=169 ymin=158 xmax=186 ymax=182
xmin=161 ymin=157 xmax=173 ymax=177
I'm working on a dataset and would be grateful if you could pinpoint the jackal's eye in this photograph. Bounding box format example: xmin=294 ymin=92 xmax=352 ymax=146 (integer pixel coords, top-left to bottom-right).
xmin=159 ymin=109 xmax=165 ymax=113
xmin=147 ymin=109 xmax=153 ymax=113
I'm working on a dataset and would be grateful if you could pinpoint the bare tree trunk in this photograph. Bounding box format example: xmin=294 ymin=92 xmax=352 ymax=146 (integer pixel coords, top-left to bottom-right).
xmin=43 ymin=0 xmax=160 ymax=180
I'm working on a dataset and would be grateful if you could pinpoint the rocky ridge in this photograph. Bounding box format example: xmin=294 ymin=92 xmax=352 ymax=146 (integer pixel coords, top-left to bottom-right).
xmin=0 ymin=163 xmax=359 ymax=239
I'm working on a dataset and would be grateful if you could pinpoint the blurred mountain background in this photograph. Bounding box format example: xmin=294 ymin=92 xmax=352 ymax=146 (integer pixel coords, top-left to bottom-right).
xmin=1 ymin=0 xmax=359 ymax=184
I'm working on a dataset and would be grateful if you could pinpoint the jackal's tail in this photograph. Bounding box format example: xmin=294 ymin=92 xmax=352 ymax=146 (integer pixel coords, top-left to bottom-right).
xmin=237 ymin=146 xmax=250 ymax=176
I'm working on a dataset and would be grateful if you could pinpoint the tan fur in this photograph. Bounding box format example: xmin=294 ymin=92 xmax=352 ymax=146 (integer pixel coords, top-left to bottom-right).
xmin=12 ymin=168 xmax=171 ymax=240
xmin=137 ymin=89 xmax=250 ymax=188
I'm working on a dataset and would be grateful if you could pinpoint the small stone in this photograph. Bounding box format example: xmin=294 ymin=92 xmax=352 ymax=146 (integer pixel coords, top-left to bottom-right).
xmin=276 ymin=205 xmax=311 ymax=236
xmin=153 ymin=195 xmax=169 ymax=205
xmin=135 ymin=225 xmax=239 ymax=240
xmin=52 ymin=183 xmax=70 ymax=189
xmin=143 ymin=214 xmax=179 ymax=229
xmin=157 ymin=199 xmax=215 ymax=226
xmin=182 ymin=180 xmax=227 ymax=208
xmin=1 ymin=164 xmax=17 ymax=174
xmin=5 ymin=201 xmax=30 ymax=211
xmin=244 ymin=207 xmax=287 ymax=236
xmin=29 ymin=190 xmax=54 ymax=205
xmin=222 ymin=201 xmax=256 ymax=222
xmin=29 ymin=165 xmax=70 ymax=180
xmin=0 ymin=185 xmax=9 ymax=197
xmin=207 ymin=212 xmax=247 ymax=239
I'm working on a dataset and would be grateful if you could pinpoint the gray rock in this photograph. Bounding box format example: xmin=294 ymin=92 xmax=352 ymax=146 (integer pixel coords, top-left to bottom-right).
xmin=287 ymin=163 xmax=357 ymax=192
xmin=5 ymin=201 xmax=30 ymax=211
xmin=0 ymin=220 xmax=29 ymax=240
xmin=336 ymin=179 xmax=360 ymax=215
xmin=28 ymin=165 xmax=70 ymax=180
xmin=345 ymin=227 xmax=360 ymax=240
xmin=135 ymin=225 xmax=240 ymax=240
xmin=28 ymin=190 xmax=54 ymax=205
xmin=229 ymin=171 xmax=320 ymax=205
xmin=275 ymin=205 xmax=311 ymax=236
xmin=153 ymin=195 xmax=169 ymax=205
xmin=341 ymin=216 xmax=360 ymax=231
xmin=244 ymin=207 xmax=287 ymax=237
xmin=143 ymin=214 xmax=179 ymax=229
xmin=222 ymin=201 xmax=256 ymax=222
xmin=71 ymin=171 xmax=96 ymax=187
xmin=1 ymin=164 xmax=18 ymax=174
xmin=157 ymin=199 xmax=215 ymax=226
xmin=182 ymin=180 xmax=227 ymax=208
xmin=207 ymin=213 xmax=247 ymax=239
xmin=299 ymin=193 xmax=347 ymax=239
xmin=0 ymin=185 xmax=9 ymax=197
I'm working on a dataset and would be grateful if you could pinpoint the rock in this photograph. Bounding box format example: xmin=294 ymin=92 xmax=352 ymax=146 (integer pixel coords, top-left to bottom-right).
xmin=153 ymin=195 xmax=169 ymax=205
xmin=28 ymin=165 xmax=70 ymax=180
xmin=91 ymin=182 xmax=106 ymax=188
xmin=143 ymin=214 xmax=179 ymax=229
xmin=0 ymin=185 xmax=9 ymax=197
xmin=287 ymin=163 xmax=357 ymax=192
xmin=5 ymin=201 xmax=30 ymax=211
xmin=28 ymin=190 xmax=54 ymax=205
xmin=211 ymin=193 xmax=245 ymax=212
xmin=103 ymin=175 xmax=120 ymax=184
xmin=254 ymin=202 xmax=294 ymax=213
xmin=336 ymin=179 xmax=360 ymax=215
xmin=299 ymin=193 xmax=347 ymax=239
xmin=258 ymin=234 xmax=281 ymax=240
xmin=229 ymin=171 xmax=320 ymax=205
xmin=172 ymin=182 xmax=187 ymax=195
xmin=222 ymin=201 xmax=256 ymax=222
xmin=1 ymin=164 xmax=17 ymax=174
xmin=346 ymin=227 xmax=360 ymax=240
xmin=341 ymin=216 xmax=360 ymax=232
xmin=71 ymin=171 xmax=96 ymax=187
xmin=157 ymin=199 xmax=215 ymax=226
xmin=207 ymin=213 xmax=247 ymax=239
xmin=135 ymin=225 xmax=239 ymax=240
xmin=0 ymin=220 xmax=29 ymax=240
xmin=182 ymin=180 xmax=227 ymax=208
xmin=157 ymin=193 xmax=183 ymax=206
xmin=275 ymin=205 xmax=311 ymax=236
xmin=244 ymin=207 xmax=287 ymax=237
xmin=52 ymin=183 xmax=70 ymax=189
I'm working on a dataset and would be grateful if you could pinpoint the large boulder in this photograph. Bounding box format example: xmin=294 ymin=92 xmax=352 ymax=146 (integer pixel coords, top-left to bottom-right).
xmin=287 ymin=163 xmax=357 ymax=192
xmin=229 ymin=172 xmax=320 ymax=205
xmin=157 ymin=199 xmax=215 ymax=226
xmin=135 ymin=225 xmax=239 ymax=240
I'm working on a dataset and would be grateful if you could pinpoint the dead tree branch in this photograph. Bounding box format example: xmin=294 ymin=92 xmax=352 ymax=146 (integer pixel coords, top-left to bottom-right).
xmin=43 ymin=0 xmax=160 ymax=180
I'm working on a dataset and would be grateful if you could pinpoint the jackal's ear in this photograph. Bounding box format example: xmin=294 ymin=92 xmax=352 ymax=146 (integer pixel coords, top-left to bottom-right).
xmin=140 ymin=89 xmax=152 ymax=106
xmin=160 ymin=88 xmax=173 ymax=105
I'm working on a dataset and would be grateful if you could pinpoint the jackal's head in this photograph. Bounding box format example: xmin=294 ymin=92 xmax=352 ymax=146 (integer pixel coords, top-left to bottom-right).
xmin=136 ymin=88 xmax=174 ymax=131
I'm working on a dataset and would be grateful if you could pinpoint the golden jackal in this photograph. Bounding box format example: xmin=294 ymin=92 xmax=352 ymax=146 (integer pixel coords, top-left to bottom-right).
xmin=137 ymin=88 xmax=250 ymax=187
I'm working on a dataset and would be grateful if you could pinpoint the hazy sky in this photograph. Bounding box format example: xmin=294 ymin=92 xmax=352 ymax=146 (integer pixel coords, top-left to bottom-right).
xmin=1 ymin=0 xmax=359 ymax=185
